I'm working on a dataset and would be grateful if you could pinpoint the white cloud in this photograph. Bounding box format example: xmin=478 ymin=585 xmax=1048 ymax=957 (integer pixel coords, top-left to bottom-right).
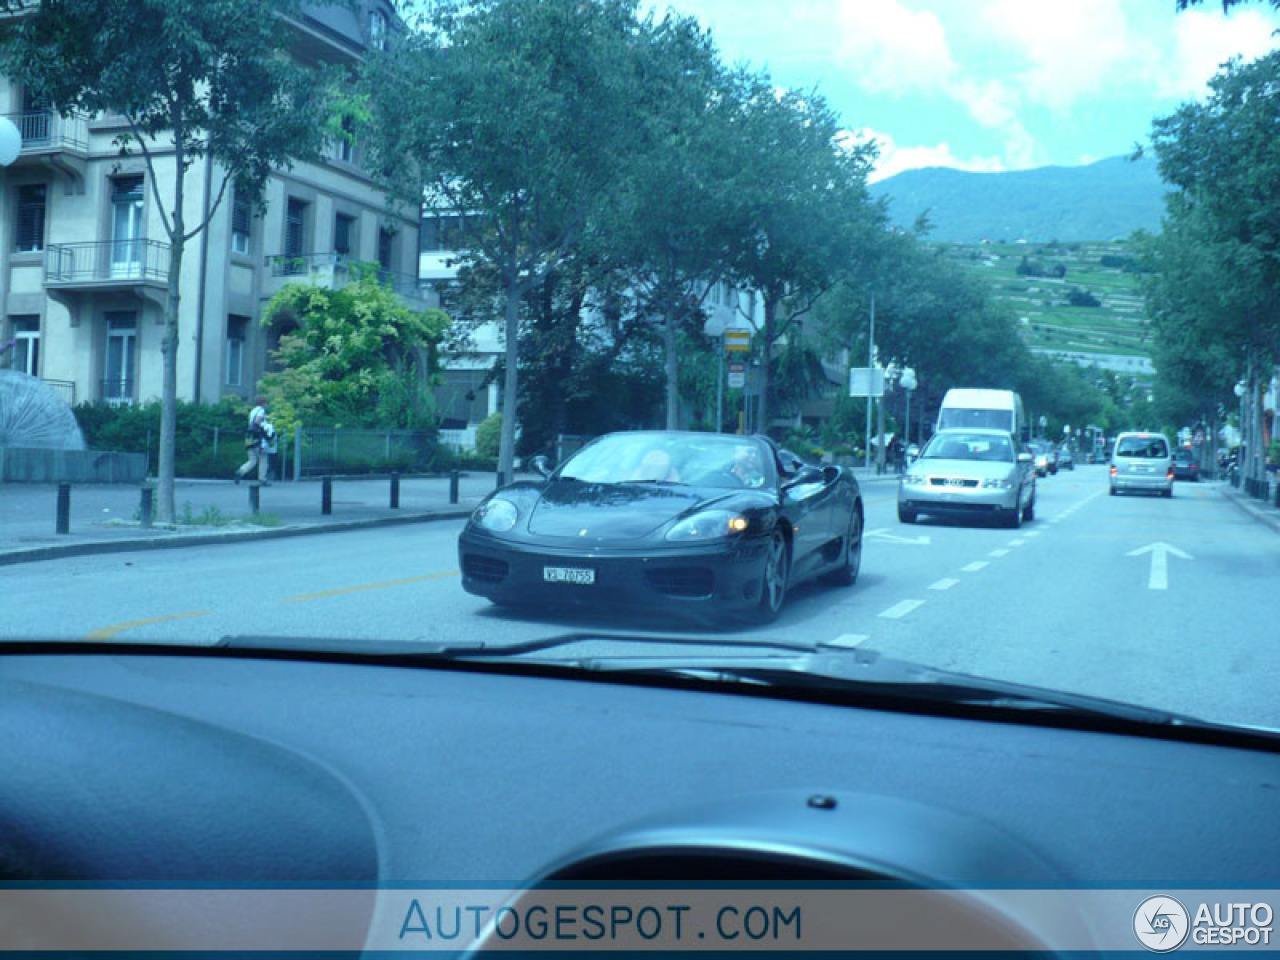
xmin=1159 ymin=8 xmax=1280 ymax=98
xmin=859 ymin=128 xmax=1006 ymax=182
xmin=831 ymin=1 xmax=955 ymax=94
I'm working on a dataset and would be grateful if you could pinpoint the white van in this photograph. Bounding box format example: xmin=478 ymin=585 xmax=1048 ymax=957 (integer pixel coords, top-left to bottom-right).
xmin=936 ymin=389 xmax=1026 ymax=441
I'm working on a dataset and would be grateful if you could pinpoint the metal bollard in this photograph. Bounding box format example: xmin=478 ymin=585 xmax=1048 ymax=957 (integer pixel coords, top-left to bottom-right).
xmin=321 ymin=476 xmax=333 ymax=515
xmin=249 ymin=484 xmax=260 ymax=515
xmin=449 ymin=470 xmax=460 ymax=504
xmin=390 ymin=472 xmax=400 ymax=509
xmin=55 ymin=483 xmax=70 ymax=535
xmin=495 ymin=470 xmax=506 ymax=489
xmin=140 ymin=485 xmax=154 ymax=529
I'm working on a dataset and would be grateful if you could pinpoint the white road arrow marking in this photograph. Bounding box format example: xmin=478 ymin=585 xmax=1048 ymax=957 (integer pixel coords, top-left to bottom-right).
xmin=1127 ymin=542 xmax=1193 ymax=590
xmin=866 ymin=528 xmax=932 ymax=545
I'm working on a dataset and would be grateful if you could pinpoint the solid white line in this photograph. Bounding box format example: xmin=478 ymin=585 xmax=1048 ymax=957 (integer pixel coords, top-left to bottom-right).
xmin=961 ymin=561 xmax=988 ymax=572
xmin=878 ymin=599 xmax=924 ymax=620
xmin=825 ymin=634 xmax=870 ymax=649
xmin=988 ymin=548 xmax=1010 ymax=557
xmin=929 ymin=578 xmax=960 ymax=591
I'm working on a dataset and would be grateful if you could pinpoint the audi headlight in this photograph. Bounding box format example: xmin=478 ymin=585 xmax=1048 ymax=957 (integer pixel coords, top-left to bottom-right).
xmin=665 ymin=510 xmax=749 ymax=542
xmin=472 ymin=497 xmax=519 ymax=532
xmin=981 ymin=476 xmax=1014 ymax=489
xmin=902 ymin=473 xmax=926 ymax=486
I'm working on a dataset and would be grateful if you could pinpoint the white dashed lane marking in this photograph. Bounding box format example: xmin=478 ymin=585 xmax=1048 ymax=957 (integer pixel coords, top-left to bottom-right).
xmin=878 ymin=600 xmax=925 ymax=620
xmin=929 ymin=578 xmax=960 ymax=591
xmin=961 ymin=561 xmax=988 ymax=572
xmin=988 ymin=548 xmax=1010 ymax=558
xmin=824 ymin=634 xmax=870 ymax=649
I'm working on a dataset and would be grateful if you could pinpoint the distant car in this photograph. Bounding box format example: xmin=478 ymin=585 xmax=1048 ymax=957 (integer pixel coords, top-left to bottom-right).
xmin=1109 ymin=431 xmax=1173 ymax=497
xmin=898 ymin=428 xmax=1035 ymax=528
xmin=1029 ymin=441 xmax=1052 ymax=477
xmin=1172 ymin=448 xmax=1199 ymax=481
xmin=1058 ymin=445 xmax=1075 ymax=471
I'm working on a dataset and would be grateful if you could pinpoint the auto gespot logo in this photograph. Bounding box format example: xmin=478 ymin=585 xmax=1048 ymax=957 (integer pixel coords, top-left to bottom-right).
xmin=1134 ymin=895 xmax=1274 ymax=951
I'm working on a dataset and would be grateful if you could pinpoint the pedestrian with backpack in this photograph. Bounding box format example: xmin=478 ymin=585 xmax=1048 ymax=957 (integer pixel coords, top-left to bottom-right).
xmin=235 ymin=395 xmax=274 ymax=484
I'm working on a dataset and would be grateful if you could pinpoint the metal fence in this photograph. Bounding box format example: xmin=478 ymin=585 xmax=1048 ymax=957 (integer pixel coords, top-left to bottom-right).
xmin=296 ymin=427 xmax=440 ymax=477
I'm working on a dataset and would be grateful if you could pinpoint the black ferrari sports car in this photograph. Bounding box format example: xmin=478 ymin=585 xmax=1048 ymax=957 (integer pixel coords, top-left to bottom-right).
xmin=458 ymin=431 xmax=864 ymax=623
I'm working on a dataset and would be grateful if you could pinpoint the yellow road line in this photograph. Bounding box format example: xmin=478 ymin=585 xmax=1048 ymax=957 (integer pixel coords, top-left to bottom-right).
xmin=282 ymin=570 xmax=459 ymax=603
xmin=86 ymin=611 xmax=211 ymax=641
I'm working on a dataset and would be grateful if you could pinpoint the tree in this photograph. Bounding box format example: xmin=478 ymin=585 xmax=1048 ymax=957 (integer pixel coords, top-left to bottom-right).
xmin=260 ymin=269 xmax=449 ymax=429
xmin=727 ymin=73 xmax=880 ymax=433
xmin=0 ymin=0 xmax=338 ymax=521
xmin=362 ymin=0 xmax=647 ymax=479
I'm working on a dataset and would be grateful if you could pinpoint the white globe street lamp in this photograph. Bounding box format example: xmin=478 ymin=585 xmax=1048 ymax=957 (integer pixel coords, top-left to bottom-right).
xmin=900 ymin=367 xmax=917 ymax=449
xmin=0 ymin=116 xmax=21 ymax=167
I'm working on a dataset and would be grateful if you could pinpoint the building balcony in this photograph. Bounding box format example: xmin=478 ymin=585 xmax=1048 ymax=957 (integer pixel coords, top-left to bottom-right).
xmin=5 ymin=110 xmax=89 ymax=188
xmin=264 ymin=252 xmax=430 ymax=303
xmin=44 ymin=240 xmax=171 ymax=295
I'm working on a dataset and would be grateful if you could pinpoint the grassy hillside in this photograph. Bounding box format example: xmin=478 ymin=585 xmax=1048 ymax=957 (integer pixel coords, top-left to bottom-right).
xmin=941 ymin=239 xmax=1153 ymax=372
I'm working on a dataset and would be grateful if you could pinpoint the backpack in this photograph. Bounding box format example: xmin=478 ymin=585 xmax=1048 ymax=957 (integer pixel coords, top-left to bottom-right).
xmin=261 ymin=421 xmax=278 ymax=455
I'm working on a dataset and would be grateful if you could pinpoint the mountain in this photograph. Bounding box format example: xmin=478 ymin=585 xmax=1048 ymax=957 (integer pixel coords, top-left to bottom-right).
xmin=868 ymin=155 xmax=1168 ymax=243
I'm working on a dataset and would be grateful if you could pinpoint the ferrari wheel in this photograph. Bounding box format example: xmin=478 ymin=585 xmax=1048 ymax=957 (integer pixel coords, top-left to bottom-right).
xmin=753 ymin=530 xmax=790 ymax=624
xmin=823 ymin=507 xmax=862 ymax=587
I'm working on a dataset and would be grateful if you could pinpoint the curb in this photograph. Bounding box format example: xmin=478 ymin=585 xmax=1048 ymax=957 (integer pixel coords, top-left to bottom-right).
xmin=0 ymin=509 xmax=473 ymax=567
xmin=1216 ymin=483 xmax=1280 ymax=536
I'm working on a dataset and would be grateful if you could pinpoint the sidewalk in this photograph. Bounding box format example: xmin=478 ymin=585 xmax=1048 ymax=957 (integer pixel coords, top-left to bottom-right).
xmin=1216 ymin=475 xmax=1280 ymax=535
xmin=0 ymin=466 xmax=903 ymax=567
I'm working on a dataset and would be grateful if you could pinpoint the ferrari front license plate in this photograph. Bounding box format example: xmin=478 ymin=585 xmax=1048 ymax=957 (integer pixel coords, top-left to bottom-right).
xmin=543 ymin=566 xmax=595 ymax=585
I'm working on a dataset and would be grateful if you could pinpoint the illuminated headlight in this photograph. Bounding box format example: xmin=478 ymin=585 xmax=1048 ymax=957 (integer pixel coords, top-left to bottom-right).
xmin=472 ymin=497 xmax=518 ymax=532
xmin=902 ymin=473 xmax=926 ymax=486
xmin=981 ymin=476 xmax=1014 ymax=489
xmin=665 ymin=510 xmax=749 ymax=541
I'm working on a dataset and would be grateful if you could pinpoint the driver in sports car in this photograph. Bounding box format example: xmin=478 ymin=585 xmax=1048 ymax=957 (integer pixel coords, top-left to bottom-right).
xmin=730 ymin=444 xmax=766 ymax=488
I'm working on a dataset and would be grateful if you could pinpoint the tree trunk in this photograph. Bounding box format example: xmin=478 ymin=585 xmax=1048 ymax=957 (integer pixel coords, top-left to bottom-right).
xmin=664 ymin=311 xmax=679 ymax=430
xmin=156 ymin=155 xmax=186 ymax=524
xmin=758 ymin=294 xmax=776 ymax=437
xmin=497 ymin=269 xmax=521 ymax=482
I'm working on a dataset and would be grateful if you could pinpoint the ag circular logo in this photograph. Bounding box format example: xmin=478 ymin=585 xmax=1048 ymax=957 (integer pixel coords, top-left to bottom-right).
xmin=1134 ymin=895 xmax=1190 ymax=952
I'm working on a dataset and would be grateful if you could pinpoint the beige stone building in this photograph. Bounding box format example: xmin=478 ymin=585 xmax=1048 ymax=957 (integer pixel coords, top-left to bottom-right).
xmin=0 ymin=1 xmax=422 ymax=408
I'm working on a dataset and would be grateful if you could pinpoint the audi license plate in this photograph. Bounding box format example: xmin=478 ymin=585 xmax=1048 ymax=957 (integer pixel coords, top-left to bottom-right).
xmin=543 ymin=566 xmax=595 ymax=585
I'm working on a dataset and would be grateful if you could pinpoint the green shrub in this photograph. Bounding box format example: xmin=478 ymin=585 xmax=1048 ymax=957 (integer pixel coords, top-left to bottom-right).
xmin=475 ymin=413 xmax=502 ymax=460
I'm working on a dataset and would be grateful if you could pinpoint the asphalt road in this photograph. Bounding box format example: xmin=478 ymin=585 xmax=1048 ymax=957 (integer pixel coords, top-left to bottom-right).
xmin=6 ymin=465 xmax=1278 ymax=730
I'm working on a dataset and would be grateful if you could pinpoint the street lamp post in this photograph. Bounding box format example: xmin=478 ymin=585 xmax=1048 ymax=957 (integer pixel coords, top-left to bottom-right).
xmin=900 ymin=367 xmax=917 ymax=452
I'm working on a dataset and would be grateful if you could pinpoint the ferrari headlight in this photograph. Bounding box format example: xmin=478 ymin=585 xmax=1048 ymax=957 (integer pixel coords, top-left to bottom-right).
xmin=472 ymin=497 xmax=518 ymax=532
xmin=981 ymin=476 xmax=1014 ymax=489
xmin=665 ymin=510 xmax=748 ymax=541
xmin=902 ymin=473 xmax=926 ymax=486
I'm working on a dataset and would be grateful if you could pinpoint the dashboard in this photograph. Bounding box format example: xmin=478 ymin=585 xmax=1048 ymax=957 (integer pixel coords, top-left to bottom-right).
xmin=2 ymin=644 xmax=1278 ymax=955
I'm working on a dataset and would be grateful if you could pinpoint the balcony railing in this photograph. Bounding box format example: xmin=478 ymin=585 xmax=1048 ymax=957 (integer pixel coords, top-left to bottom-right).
xmin=265 ymin=252 xmax=429 ymax=301
xmin=42 ymin=378 xmax=75 ymax=406
xmin=45 ymin=240 xmax=171 ymax=287
xmin=4 ymin=110 xmax=89 ymax=154
xmin=100 ymin=379 xmax=135 ymax=406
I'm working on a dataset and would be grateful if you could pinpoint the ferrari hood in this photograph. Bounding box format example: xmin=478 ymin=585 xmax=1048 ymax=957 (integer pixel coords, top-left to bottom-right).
xmin=527 ymin=481 xmax=721 ymax=540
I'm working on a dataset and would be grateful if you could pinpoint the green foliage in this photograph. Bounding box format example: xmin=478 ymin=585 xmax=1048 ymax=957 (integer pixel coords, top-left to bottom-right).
xmin=475 ymin=414 xmax=502 ymax=461
xmin=260 ymin=268 xmax=450 ymax=430
xmin=73 ymin=399 xmax=252 ymax=477
xmin=1066 ymin=287 xmax=1101 ymax=308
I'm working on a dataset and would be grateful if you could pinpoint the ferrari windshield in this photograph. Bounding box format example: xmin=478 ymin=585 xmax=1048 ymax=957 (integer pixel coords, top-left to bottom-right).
xmin=560 ymin=433 xmax=775 ymax=489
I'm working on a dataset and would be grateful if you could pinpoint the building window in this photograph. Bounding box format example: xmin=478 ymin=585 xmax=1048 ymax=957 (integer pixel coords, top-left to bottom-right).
xmin=369 ymin=9 xmax=388 ymax=50
xmin=231 ymin=191 xmax=251 ymax=255
xmin=8 ymin=315 xmax=39 ymax=375
xmin=334 ymin=213 xmax=356 ymax=257
xmin=378 ymin=226 xmax=394 ymax=271
xmin=336 ymin=115 xmax=356 ymax=164
xmin=111 ymin=175 xmax=145 ymax=276
xmin=226 ymin=314 xmax=248 ymax=387
xmin=104 ymin=312 xmax=136 ymax=404
xmin=285 ymin=198 xmax=308 ymax=260
xmin=420 ymin=213 xmax=463 ymax=252
xmin=14 ymin=184 xmax=46 ymax=253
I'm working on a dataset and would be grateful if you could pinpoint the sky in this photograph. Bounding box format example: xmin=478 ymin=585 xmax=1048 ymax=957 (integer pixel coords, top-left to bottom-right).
xmin=649 ymin=0 xmax=1280 ymax=181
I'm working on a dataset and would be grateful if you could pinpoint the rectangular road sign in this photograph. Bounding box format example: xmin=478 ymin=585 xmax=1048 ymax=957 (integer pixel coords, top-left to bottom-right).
xmin=849 ymin=367 xmax=885 ymax=398
xmin=724 ymin=329 xmax=751 ymax=352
